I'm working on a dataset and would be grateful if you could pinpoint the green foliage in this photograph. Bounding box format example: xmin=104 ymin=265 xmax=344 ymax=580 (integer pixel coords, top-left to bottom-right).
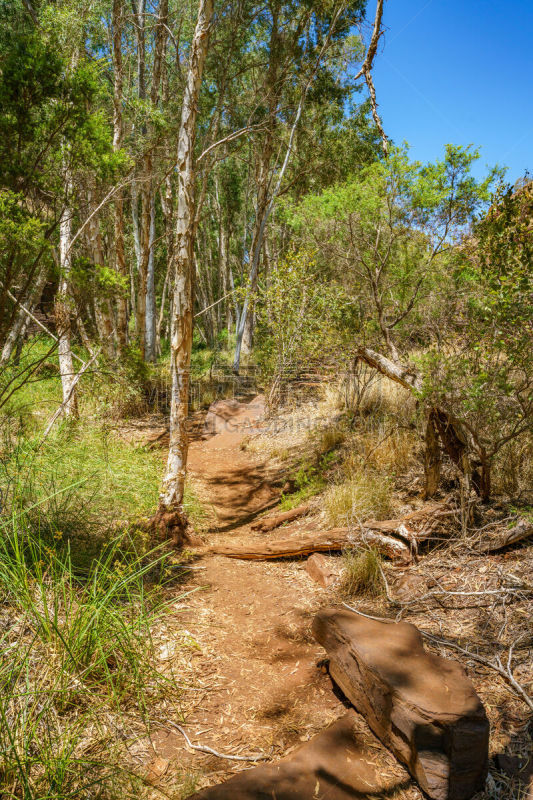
xmin=256 ymin=249 xmax=346 ymax=402
xmin=415 ymin=180 xmax=533 ymax=476
xmin=284 ymin=143 xmax=500 ymax=352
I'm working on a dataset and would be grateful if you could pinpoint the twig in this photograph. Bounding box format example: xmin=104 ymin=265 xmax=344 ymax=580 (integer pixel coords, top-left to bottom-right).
xmin=422 ymin=631 xmax=533 ymax=713
xmin=0 ymin=282 xmax=85 ymax=365
xmin=154 ymin=720 xmax=270 ymax=762
xmin=353 ymin=0 xmax=387 ymax=155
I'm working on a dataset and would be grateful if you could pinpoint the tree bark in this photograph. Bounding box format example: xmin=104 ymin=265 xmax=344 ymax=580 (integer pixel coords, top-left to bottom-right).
xmin=112 ymin=0 xmax=128 ymax=354
xmin=86 ymin=196 xmax=116 ymax=359
xmin=56 ymin=196 xmax=78 ymax=418
xmin=423 ymin=411 xmax=441 ymax=499
xmin=145 ymin=195 xmax=157 ymax=361
xmin=355 ymin=347 xmax=489 ymax=500
xmin=159 ymin=0 xmax=214 ymax=512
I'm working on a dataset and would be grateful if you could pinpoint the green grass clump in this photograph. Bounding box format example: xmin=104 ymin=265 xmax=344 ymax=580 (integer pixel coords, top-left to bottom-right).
xmin=340 ymin=548 xmax=384 ymax=598
xmin=0 ymin=425 xmax=163 ymax=566
xmin=0 ymin=511 xmax=182 ymax=799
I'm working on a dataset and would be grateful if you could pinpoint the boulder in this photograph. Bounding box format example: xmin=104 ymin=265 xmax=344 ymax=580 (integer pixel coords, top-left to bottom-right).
xmin=306 ymin=553 xmax=337 ymax=587
xmin=312 ymin=609 xmax=489 ymax=800
xmin=185 ymin=711 xmax=410 ymax=799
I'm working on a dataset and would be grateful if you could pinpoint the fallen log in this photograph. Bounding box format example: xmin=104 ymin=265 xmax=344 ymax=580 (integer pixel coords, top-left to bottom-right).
xmin=251 ymin=504 xmax=310 ymax=532
xmin=210 ymin=527 xmax=411 ymax=564
xmin=313 ymin=609 xmax=489 ymax=800
xmin=476 ymin=518 xmax=533 ymax=554
xmin=364 ymin=502 xmax=452 ymax=549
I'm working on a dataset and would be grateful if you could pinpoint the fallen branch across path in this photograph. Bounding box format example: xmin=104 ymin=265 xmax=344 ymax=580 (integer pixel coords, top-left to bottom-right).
xmin=154 ymin=720 xmax=270 ymax=762
xmin=211 ymin=503 xmax=452 ymax=563
xmin=210 ymin=527 xmax=411 ymax=563
xmin=251 ymin=504 xmax=310 ymax=532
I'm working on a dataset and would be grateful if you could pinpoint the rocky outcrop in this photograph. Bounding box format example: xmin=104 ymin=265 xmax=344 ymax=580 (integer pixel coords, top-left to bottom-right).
xmin=186 ymin=711 xmax=410 ymax=799
xmin=312 ymin=609 xmax=489 ymax=800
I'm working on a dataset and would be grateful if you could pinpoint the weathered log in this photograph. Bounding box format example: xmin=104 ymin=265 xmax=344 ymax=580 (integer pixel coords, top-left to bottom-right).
xmin=355 ymin=348 xmax=490 ymax=499
xmin=186 ymin=711 xmax=410 ymax=799
xmin=476 ymin=519 xmax=533 ymax=554
xmin=210 ymin=527 xmax=411 ymax=564
xmin=251 ymin=504 xmax=310 ymax=532
xmin=312 ymin=609 xmax=489 ymax=800
xmin=361 ymin=502 xmax=453 ymax=554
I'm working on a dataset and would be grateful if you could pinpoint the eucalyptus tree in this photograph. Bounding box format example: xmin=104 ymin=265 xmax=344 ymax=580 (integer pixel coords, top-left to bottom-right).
xmin=158 ymin=0 xmax=215 ymax=520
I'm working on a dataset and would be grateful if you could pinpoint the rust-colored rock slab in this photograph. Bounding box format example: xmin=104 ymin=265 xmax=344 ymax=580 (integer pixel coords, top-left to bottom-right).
xmin=186 ymin=711 xmax=410 ymax=799
xmin=306 ymin=553 xmax=337 ymax=587
xmin=312 ymin=609 xmax=489 ymax=800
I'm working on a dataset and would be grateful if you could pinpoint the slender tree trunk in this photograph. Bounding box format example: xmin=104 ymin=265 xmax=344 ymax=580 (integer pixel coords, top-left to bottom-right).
xmin=87 ymin=195 xmax=116 ymax=359
xmin=423 ymin=412 xmax=441 ymax=498
xmin=137 ymin=170 xmax=151 ymax=360
xmin=56 ymin=197 xmax=78 ymax=418
xmin=128 ymin=185 xmax=139 ymax=334
xmin=233 ymin=7 xmax=342 ymax=373
xmin=112 ymin=0 xmax=128 ymax=353
xmin=158 ymin=175 xmax=174 ymax=348
xmin=159 ymin=0 xmax=214 ymax=513
xmin=145 ymin=194 xmax=157 ymax=361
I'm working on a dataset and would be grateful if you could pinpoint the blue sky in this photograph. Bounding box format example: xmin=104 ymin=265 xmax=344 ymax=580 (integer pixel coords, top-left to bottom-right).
xmin=372 ymin=0 xmax=533 ymax=183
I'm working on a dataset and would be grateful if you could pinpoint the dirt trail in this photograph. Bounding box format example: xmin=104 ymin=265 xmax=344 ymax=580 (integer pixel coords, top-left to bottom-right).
xmin=150 ymin=397 xmax=396 ymax=792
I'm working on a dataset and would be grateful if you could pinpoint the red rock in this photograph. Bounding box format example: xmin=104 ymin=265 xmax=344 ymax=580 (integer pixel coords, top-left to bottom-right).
xmin=312 ymin=609 xmax=489 ymax=800
xmin=146 ymin=756 xmax=169 ymax=784
xmin=185 ymin=711 xmax=410 ymax=799
xmin=305 ymin=553 xmax=337 ymax=587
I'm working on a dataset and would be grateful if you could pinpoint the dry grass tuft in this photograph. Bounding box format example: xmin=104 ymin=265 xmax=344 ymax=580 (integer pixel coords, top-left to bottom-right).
xmin=324 ymin=470 xmax=393 ymax=526
xmin=493 ymin=433 xmax=533 ymax=501
xmin=339 ymin=548 xmax=385 ymax=597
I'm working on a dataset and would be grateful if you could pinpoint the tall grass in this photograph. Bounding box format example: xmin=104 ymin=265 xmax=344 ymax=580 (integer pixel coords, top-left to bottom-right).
xmin=324 ymin=470 xmax=393 ymax=526
xmin=339 ymin=548 xmax=385 ymax=598
xmin=0 ymin=507 xmax=179 ymax=798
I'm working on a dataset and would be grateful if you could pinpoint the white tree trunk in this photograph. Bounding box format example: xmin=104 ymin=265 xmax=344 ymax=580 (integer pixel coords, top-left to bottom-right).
xmin=145 ymin=195 xmax=157 ymax=361
xmin=113 ymin=0 xmax=128 ymax=353
xmin=56 ymin=199 xmax=78 ymax=417
xmin=159 ymin=0 xmax=214 ymax=510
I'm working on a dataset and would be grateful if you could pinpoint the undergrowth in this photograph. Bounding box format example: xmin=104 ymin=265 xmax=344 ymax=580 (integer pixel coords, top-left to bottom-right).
xmin=0 ymin=510 xmax=184 ymax=799
xmin=339 ymin=548 xmax=385 ymax=598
